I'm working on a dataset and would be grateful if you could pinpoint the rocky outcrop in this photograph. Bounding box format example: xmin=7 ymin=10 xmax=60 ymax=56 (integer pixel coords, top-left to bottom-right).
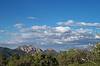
xmin=17 ymin=45 xmax=43 ymax=54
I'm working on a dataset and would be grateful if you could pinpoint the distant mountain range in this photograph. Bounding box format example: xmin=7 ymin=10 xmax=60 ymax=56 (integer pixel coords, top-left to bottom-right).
xmin=0 ymin=45 xmax=57 ymax=57
xmin=0 ymin=47 xmax=25 ymax=57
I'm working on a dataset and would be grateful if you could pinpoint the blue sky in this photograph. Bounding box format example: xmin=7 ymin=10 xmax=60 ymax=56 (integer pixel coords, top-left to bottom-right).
xmin=0 ymin=0 xmax=100 ymax=26
xmin=0 ymin=0 xmax=100 ymax=50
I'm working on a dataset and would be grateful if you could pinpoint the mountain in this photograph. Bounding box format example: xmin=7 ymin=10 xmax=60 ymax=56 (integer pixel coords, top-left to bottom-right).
xmin=0 ymin=47 xmax=13 ymax=57
xmin=44 ymin=48 xmax=58 ymax=56
xmin=16 ymin=45 xmax=43 ymax=55
xmin=17 ymin=45 xmax=36 ymax=53
xmin=0 ymin=47 xmax=25 ymax=57
xmin=0 ymin=45 xmax=58 ymax=57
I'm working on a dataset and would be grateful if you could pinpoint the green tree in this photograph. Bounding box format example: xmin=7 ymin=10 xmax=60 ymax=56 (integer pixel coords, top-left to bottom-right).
xmin=7 ymin=54 xmax=20 ymax=66
xmin=93 ymin=43 xmax=100 ymax=62
xmin=39 ymin=54 xmax=58 ymax=66
xmin=57 ymin=51 xmax=69 ymax=66
xmin=0 ymin=54 xmax=7 ymax=66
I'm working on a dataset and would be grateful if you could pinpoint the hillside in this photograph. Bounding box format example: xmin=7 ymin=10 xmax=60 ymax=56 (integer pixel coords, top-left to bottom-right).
xmin=0 ymin=43 xmax=100 ymax=66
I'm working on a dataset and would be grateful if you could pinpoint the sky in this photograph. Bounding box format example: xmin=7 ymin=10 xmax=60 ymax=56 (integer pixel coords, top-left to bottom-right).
xmin=0 ymin=0 xmax=100 ymax=50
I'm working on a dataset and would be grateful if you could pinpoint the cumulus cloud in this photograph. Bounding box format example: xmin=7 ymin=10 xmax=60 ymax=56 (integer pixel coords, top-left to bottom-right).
xmin=0 ymin=20 xmax=100 ymax=50
xmin=57 ymin=20 xmax=100 ymax=27
xmin=55 ymin=26 xmax=71 ymax=33
xmin=75 ymin=28 xmax=92 ymax=34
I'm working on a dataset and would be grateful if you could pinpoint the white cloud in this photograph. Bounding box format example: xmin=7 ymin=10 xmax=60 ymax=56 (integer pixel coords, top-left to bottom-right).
xmin=32 ymin=25 xmax=48 ymax=30
xmin=0 ymin=20 xmax=100 ymax=49
xmin=55 ymin=26 xmax=71 ymax=33
xmin=27 ymin=16 xmax=37 ymax=20
xmin=95 ymin=35 xmax=100 ymax=39
xmin=14 ymin=23 xmax=24 ymax=29
xmin=77 ymin=22 xmax=100 ymax=27
xmin=57 ymin=20 xmax=74 ymax=26
xmin=58 ymin=20 xmax=100 ymax=27
xmin=75 ymin=28 xmax=92 ymax=34
xmin=21 ymin=33 xmax=34 ymax=38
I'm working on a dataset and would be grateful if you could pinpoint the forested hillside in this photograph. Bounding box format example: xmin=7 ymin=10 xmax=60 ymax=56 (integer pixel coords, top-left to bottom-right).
xmin=0 ymin=43 xmax=100 ymax=66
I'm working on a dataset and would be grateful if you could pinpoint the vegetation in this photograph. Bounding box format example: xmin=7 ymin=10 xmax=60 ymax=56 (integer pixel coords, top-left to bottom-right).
xmin=0 ymin=43 xmax=100 ymax=66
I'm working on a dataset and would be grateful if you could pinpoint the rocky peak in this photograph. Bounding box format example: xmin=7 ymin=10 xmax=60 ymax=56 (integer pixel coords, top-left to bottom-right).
xmin=17 ymin=45 xmax=36 ymax=53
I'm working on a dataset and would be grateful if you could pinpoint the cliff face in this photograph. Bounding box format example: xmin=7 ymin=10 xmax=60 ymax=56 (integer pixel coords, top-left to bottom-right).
xmin=16 ymin=45 xmax=43 ymax=55
xmin=17 ymin=45 xmax=36 ymax=53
